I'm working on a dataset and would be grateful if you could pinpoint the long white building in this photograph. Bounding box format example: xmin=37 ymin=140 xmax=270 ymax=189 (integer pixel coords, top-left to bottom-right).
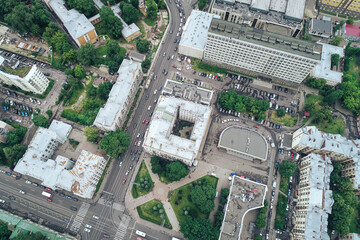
xmin=203 ymin=18 xmax=322 ymax=84
xmin=293 ymin=153 xmax=333 ymax=240
xmin=0 ymin=56 xmax=49 ymax=94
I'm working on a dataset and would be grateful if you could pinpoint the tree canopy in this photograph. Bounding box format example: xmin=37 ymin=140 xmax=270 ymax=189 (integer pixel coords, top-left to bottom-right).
xmin=7 ymin=126 xmax=27 ymax=145
xmin=3 ymin=144 xmax=27 ymax=166
xmin=142 ymin=58 xmax=151 ymax=72
xmin=32 ymin=114 xmax=50 ymax=128
xmin=329 ymin=36 xmax=343 ymax=46
xmin=99 ymin=129 xmax=130 ymax=158
xmin=136 ymin=39 xmax=150 ymax=53
xmin=198 ymin=0 xmax=207 ymax=10
xmin=146 ymin=0 xmax=158 ymax=21
xmin=84 ymin=126 xmax=99 ymax=142
xmin=190 ymin=181 xmax=216 ymax=214
xmin=99 ymin=6 xmax=123 ymax=39
xmin=97 ymin=81 xmax=113 ymax=101
xmin=165 ymin=160 xmax=189 ymax=181
xmin=331 ymin=54 xmax=340 ymax=68
xmin=119 ymin=2 xmax=141 ymax=24
xmin=65 ymin=0 xmax=98 ymax=18
xmin=0 ymin=220 xmax=11 ymax=239
xmin=180 ymin=216 xmax=218 ymax=240
xmin=305 ymin=77 xmax=326 ymax=89
xmin=74 ymin=65 xmax=86 ymax=79
xmin=77 ymin=43 xmax=96 ymax=66
xmin=277 ymin=108 xmax=285 ymax=117
xmin=279 ymin=161 xmax=297 ymax=178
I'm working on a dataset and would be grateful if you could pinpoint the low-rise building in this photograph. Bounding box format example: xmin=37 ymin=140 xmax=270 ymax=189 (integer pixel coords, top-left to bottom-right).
xmin=343 ymin=23 xmax=360 ymax=41
xmin=0 ymin=56 xmax=49 ymax=94
xmin=14 ymin=120 xmax=107 ymax=199
xmin=309 ymin=17 xmax=333 ymax=38
xmin=293 ymin=153 xmax=333 ymax=240
xmin=129 ymin=52 xmax=146 ymax=63
xmin=319 ymin=0 xmax=360 ymax=18
xmin=0 ymin=121 xmax=14 ymax=143
xmin=93 ymin=59 xmax=142 ymax=132
xmin=47 ymin=0 xmax=98 ymax=47
xmin=142 ymin=95 xmax=212 ymax=166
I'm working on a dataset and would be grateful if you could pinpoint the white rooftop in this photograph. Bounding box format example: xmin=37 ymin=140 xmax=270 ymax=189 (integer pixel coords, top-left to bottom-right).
xmin=312 ymin=42 xmax=344 ymax=85
xmin=93 ymin=59 xmax=142 ymax=131
xmin=143 ymin=95 xmax=212 ymax=165
xmin=180 ymin=10 xmax=219 ymax=52
xmin=285 ymin=0 xmax=306 ymax=21
xmin=250 ymin=0 xmax=271 ymax=12
xmin=122 ymin=23 xmax=140 ymax=38
xmin=269 ymin=0 xmax=287 ymax=13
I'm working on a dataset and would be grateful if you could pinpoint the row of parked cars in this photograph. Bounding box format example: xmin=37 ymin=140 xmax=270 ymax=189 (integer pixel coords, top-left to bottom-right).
xmin=198 ymin=72 xmax=223 ymax=81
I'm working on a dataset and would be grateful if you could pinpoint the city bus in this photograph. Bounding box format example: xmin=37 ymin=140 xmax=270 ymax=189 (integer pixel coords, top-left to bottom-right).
xmin=42 ymin=191 xmax=52 ymax=198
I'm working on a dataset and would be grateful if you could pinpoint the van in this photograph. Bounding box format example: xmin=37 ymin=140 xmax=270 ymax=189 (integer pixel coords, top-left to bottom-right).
xmin=135 ymin=230 xmax=146 ymax=237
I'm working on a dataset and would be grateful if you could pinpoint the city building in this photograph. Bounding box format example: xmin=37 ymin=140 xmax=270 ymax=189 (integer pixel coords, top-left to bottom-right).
xmin=319 ymin=0 xmax=360 ymax=18
xmin=129 ymin=52 xmax=146 ymax=63
xmin=142 ymin=95 xmax=212 ymax=166
xmin=93 ymin=59 xmax=142 ymax=132
xmin=211 ymin=0 xmax=305 ymax=37
xmin=203 ymin=18 xmax=322 ymax=85
xmin=341 ymin=233 xmax=360 ymax=240
xmin=47 ymin=0 xmax=98 ymax=47
xmin=179 ymin=10 xmax=219 ymax=59
xmin=218 ymin=126 xmax=268 ymax=162
xmin=292 ymin=153 xmax=333 ymax=240
xmin=219 ymin=175 xmax=268 ymax=240
xmin=311 ymin=42 xmax=344 ymax=86
xmin=0 ymin=121 xmax=14 ymax=143
xmin=292 ymin=126 xmax=360 ymax=190
xmin=343 ymin=23 xmax=360 ymax=41
xmin=14 ymin=120 xmax=108 ymax=199
xmin=309 ymin=17 xmax=333 ymax=38
xmin=0 ymin=56 xmax=49 ymax=94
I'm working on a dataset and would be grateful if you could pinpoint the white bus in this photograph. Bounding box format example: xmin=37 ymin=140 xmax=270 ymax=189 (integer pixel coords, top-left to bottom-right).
xmin=42 ymin=191 xmax=52 ymax=198
xmin=135 ymin=230 xmax=146 ymax=237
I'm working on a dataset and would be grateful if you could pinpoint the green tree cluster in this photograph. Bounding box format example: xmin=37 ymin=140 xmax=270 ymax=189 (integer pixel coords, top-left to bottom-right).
xmin=3 ymin=144 xmax=27 ymax=166
xmin=84 ymin=126 xmax=99 ymax=142
xmin=150 ymin=156 xmax=189 ymax=182
xmin=74 ymin=65 xmax=87 ymax=79
xmin=45 ymin=110 xmax=53 ymax=118
xmin=198 ymin=0 xmax=207 ymax=10
xmin=142 ymin=58 xmax=151 ymax=73
xmin=6 ymin=125 xmax=27 ymax=145
xmin=0 ymin=123 xmax=27 ymax=167
xmin=43 ymin=22 xmax=72 ymax=55
xmin=331 ymin=54 xmax=340 ymax=68
xmin=65 ymin=0 xmax=98 ymax=18
xmin=104 ymin=40 xmax=126 ymax=74
xmin=279 ymin=161 xmax=297 ymax=178
xmin=340 ymin=73 xmax=360 ymax=114
xmin=77 ymin=43 xmax=96 ymax=66
xmin=12 ymin=231 xmax=47 ymax=240
xmin=320 ymin=86 xmax=343 ymax=105
xmin=305 ymin=77 xmax=326 ymax=89
xmin=256 ymin=200 xmax=268 ymax=228
xmin=329 ymin=36 xmax=344 ymax=46
xmin=277 ymin=108 xmax=286 ymax=117
xmin=4 ymin=0 xmax=50 ymax=36
xmin=119 ymin=2 xmax=141 ymax=24
xmin=0 ymin=220 xmax=11 ymax=239
xmin=136 ymin=39 xmax=151 ymax=53
xmin=346 ymin=18 xmax=354 ymax=24
xmin=154 ymin=0 xmax=167 ymax=9
xmin=146 ymin=0 xmax=159 ymax=21
xmin=218 ymin=90 xmax=269 ymax=120
xmin=303 ymin=34 xmax=312 ymax=41
xmin=312 ymin=105 xmax=333 ymax=123
xmin=99 ymin=129 xmax=130 ymax=158
xmin=180 ymin=216 xmax=218 ymax=240
xmin=99 ymin=6 xmax=123 ymax=39
xmin=32 ymin=114 xmax=50 ymax=128
xmin=333 ymin=20 xmax=345 ymax=33
xmin=189 ymin=181 xmax=216 ymax=214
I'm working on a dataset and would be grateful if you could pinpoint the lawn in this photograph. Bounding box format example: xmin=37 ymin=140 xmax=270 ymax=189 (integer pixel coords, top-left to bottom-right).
xmin=305 ymin=94 xmax=323 ymax=116
xmin=271 ymin=111 xmax=298 ymax=127
xmin=169 ymin=175 xmax=218 ymax=225
xmin=63 ymin=87 xmax=84 ymax=107
xmin=274 ymin=194 xmax=287 ymax=231
xmin=132 ymin=161 xmax=154 ymax=198
xmin=279 ymin=176 xmax=289 ymax=194
xmin=144 ymin=17 xmax=156 ymax=26
xmin=95 ymin=45 xmax=107 ymax=58
xmin=311 ymin=117 xmax=345 ymax=135
xmin=137 ymin=199 xmax=172 ymax=229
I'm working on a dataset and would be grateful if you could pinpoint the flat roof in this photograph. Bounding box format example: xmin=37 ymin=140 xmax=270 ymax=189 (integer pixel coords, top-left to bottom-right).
xmin=312 ymin=42 xmax=344 ymax=84
xmin=180 ymin=10 xmax=219 ymax=51
xmin=270 ymin=0 xmax=287 ymax=13
xmin=129 ymin=51 xmax=146 ymax=62
xmin=143 ymin=95 xmax=212 ymax=164
xmin=218 ymin=126 xmax=268 ymax=161
xmin=285 ymin=0 xmax=306 ymax=21
xmin=310 ymin=19 xmax=332 ymax=34
xmin=346 ymin=23 xmax=360 ymax=38
xmin=250 ymin=0 xmax=271 ymax=12
xmin=208 ymin=18 xmax=322 ymax=61
xmin=122 ymin=23 xmax=141 ymax=38
xmin=93 ymin=59 xmax=142 ymax=131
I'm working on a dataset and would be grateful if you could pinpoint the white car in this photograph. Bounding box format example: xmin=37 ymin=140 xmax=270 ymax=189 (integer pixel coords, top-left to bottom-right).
xmin=25 ymin=180 xmax=31 ymax=184
xmin=85 ymin=224 xmax=92 ymax=229
xmin=19 ymin=190 xmax=25 ymax=194
xmin=137 ymin=133 xmax=140 ymax=138
xmin=0 ymin=199 xmax=5 ymax=203
xmin=137 ymin=141 xmax=142 ymax=146
xmin=125 ymin=171 xmax=129 ymax=176
xmin=0 ymin=170 xmax=4 ymax=173
xmin=84 ymin=228 xmax=91 ymax=233
xmin=148 ymin=106 xmax=151 ymax=111
xmin=93 ymin=215 xmax=99 ymax=219
xmin=119 ymin=162 xmax=123 ymax=167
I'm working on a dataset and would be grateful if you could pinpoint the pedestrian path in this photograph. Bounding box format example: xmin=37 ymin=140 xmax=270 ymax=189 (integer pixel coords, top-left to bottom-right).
xmin=70 ymin=202 xmax=90 ymax=230
xmin=114 ymin=214 xmax=131 ymax=240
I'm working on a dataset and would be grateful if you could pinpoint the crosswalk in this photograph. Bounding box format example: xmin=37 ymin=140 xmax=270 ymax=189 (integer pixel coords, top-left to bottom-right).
xmin=70 ymin=202 xmax=90 ymax=230
xmin=114 ymin=214 xmax=131 ymax=240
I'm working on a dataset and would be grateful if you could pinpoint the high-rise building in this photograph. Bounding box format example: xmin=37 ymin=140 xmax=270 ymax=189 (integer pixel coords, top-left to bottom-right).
xmin=0 ymin=56 xmax=49 ymax=94
xmin=203 ymin=18 xmax=322 ymax=85
xmin=320 ymin=0 xmax=360 ymax=18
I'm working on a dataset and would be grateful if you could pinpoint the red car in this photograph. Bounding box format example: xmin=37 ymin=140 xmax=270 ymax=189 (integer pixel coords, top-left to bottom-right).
xmin=215 ymin=76 xmax=218 ymax=81
xmin=142 ymin=118 xmax=146 ymax=124
xmin=136 ymin=237 xmax=146 ymax=240
xmin=122 ymin=178 xmax=126 ymax=184
xmin=46 ymin=187 xmax=52 ymax=192
xmin=104 ymin=235 xmax=110 ymax=238
xmin=46 ymin=198 xmax=52 ymax=202
xmin=172 ymin=65 xmax=177 ymax=68
xmin=291 ymin=152 xmax=294 ymax=157
xmin=146 ymin=121 xmax=149 ymax=125
xmin=134 ymin=140 xmax=138 ymax=146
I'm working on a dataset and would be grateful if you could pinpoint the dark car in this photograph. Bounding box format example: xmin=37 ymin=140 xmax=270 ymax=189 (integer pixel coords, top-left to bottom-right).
xmin=32 ymin=182 xmax=39 ymax=186
xmin=5 ymin=172 xmax=11 ymax=176
xmin=40 ymin=185 xmax=46 ymax=189
xmin=70 ymin=206 xmax=77 ymax=211
xmin=8 ymin=196 xmax=15 ymax=200
xmin=73 ymin=198 xmax=78 ymax=202
xmin=59 ymin=193 xmax=65 ymax=197
xmin=66 ymin=195 xmax=72 ymax=200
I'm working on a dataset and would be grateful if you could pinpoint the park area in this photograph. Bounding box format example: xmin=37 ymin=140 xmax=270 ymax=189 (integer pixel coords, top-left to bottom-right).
xmin=271 ymin=111 xmax=297 ymax=127
xmin=169 ymin=175 xmax=218 ymax=225
xmin=136 ymin=199 xmax=172 ymax=229
xmin=132 ymin=161 xmax=154 ymax=198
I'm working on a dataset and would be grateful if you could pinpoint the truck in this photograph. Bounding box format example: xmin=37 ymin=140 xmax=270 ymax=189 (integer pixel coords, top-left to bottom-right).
xmin=42 ymin=191 xmax=52 ymax=198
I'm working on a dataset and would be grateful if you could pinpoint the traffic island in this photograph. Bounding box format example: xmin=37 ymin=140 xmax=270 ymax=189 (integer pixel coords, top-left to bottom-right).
xmin=136 ymin=199 xmax=172 ymax=229
xmin=131 ymin=161 xmax=154 ymax=198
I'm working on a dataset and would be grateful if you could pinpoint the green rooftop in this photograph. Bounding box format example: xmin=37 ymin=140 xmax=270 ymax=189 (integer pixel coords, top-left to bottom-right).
xmin=0 ymin=65 xmax=32 ymax=78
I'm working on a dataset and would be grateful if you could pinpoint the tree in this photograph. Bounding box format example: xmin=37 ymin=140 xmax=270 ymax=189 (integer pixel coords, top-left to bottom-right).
xmin=84 ymin=126 xmax=99 ymax=142
xmin=130 ymin=0 xmax=139 ymax=8
xmin=279 ymin=161 xmax=297 ymax=178
xmin=46 ymin=110 xmax=53 ymax=118
xmin=190 ymin=182 xmax=216 ymax=214
xmin=180 ymin=216 xmax=218 ymax=240
xmin=106 ymin=40 xmax=121 ymax=58
xmin=5 ymin=3 xmax=33 ymax=35
xmin=0 ymin=221 xmax=11 ymax=239
xmin=306 ymin=77 xmax=326 ymax=89
xmin=256 ymin=111 xmax=266 ymax=121
xmin=99 ymin=129 xmax=131 ymax=158
xmin=220 ymin=188 xmax=229 ymax=205
xmin=52 ymin=31 xmax=72 ymax=54
xmin=214 ymin=206 xmax=224 ymax=228
xmin=65 ymin=0 xmax=98 ymax=18
xmin=43 ymin=22 xmax=59 ymax=44
xmin=333 ymin=20 xmax=345 ymax=32
xmin=198 ymin=0 xmax=207 ymax=10
xmin=313 ymin=105 xmax=332 ymax=123
xmin=7 ymin=126 xmax=27 ymax=145
xmin=3 ymin=144 xmax=27 ymax=166
xmin=255 ymin=235 xmax=262 ymax=240
xmin=329 ymin=36 xmax=343 ymax=46
xmin=119 ymin=2 xmax=141 ymax=24
xmin=346 ymin=18 xmax=354 ymax=25
xmin=154 ymin=0 xmax=167 ymax=9
xmin=136 ymin=39 xmax=150 ymax=53
xmin=331 ymin=54 xmax=340 ymax=68
xmin=323 ymin=90 xmax=343 ymax=105
xmin=77 ymin=43 xmax=96 ymax=66
xmin=62 ymin=49 xmax=77 ymax=64
xmin=99 ymin=6 xmax=123 ymax=39
xmin=256 ymin=213 xmax=266 ymax=228
xmin=97 ymin=81 xmax=113 ymax=101
xmin=150 ymin=156 xmax=163 ymax=174
xmin=142 ymin=58 xmax=151 ymax=72
xmin=146 ymin=0 xmax=158 ymax=21
xmin=32 ymin=114 xmax=50 ymax=128
xmin=304 ymin=102 xmax=315 ymax=113
xmin=74 ymin=65 xmax=86 ymax=79
xmin=165 ymin=160 xmax=189 ymax=181
xmin=303 ymin=33 xmax=312 ymax=41
xmin=277 ymin=108 xmax=286 ymax=117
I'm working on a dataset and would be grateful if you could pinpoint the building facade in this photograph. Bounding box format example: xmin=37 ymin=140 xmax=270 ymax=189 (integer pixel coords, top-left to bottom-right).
xmin=320 ymin=0 xmax=360 ymax=18
xmin=0 ymin=57 xmax=49 ymax=94
xmin=293 ymin=153 xmax=333 ymax=240
xmin=203 ymin=19 xmax=321 ymax=85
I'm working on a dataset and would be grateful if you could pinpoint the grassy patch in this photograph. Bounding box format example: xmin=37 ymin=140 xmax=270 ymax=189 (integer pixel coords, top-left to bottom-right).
xmin=136 ymin=21 xmax=146 ymax=36
xmin=2 ymin=79 xmax=55 ymax=99
xmin=279 ymin=176 xmax=289 ymax=194
xmin=95 ymin=158 xmax=112 ymax=193
xmin=274 ymin=194 xmax=287 ymax=231
xmin=320 ymin=10 xmax=337 ymax=16
xmin=68 ymin=138 xmax=79 ymax=150
xmin=144 ymin=17 xmax=156 ymax=26
xmin=311 ymin=117 xmax=345 ymax=135
xmin=132 ymin=161 xmax=154 ymax=198
xmin=63 ymin=87 xmax=84 ymax=107
xmin=95 ymin=45 xmax=107 ymax=58
xmin=137 ymin=199 xmax=172 ymax=229
xmin=338 ymin=14 xmax=347 ymax=18
xmin=271 ymin=111 xmax=298 ymax=127
xmin=170 ymin=175 xmax=218 ymax=225
xmin=305 ymin=94 xmax=323 ymax=117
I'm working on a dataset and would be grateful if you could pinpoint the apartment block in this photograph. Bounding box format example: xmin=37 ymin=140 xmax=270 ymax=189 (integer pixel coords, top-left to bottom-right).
xmin=0 ymin=56 xmax=49 ymax=94
xmin=293 ymin=153 xmax=333 ymax=240
xmin=292 ymin=126 xmax=360 ymax=190
xmin=203 ymin=18 xmax=321 ymax=85
xmin=320 ymin=0 xmax=360 ymax=18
